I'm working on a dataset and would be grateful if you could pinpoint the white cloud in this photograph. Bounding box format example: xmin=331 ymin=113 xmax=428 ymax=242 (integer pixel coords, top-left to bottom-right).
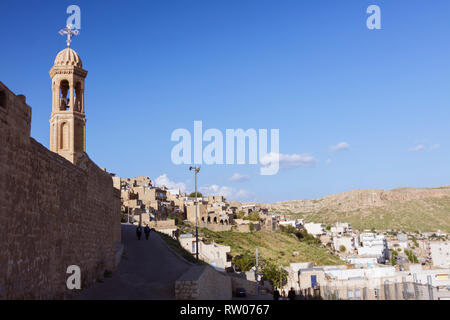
xmin=154 ymin=174 xmax=187 ymax=192
xmin=200 ymin=184 xmax=219 ymax=194
xmin=260 ymin=152 xmax=316 ymax=170
xmin=430 ymin=144 xmax=441 ymax=150
xmin=408 ymin=143 xmax=441 ymax=152
xmin=326 ymin=159 xmax=332 ymax=165
xmin=408 ymin=144 xmax=426 ymax=152
xmin=200 ymin=185 xmax=231 ymax=197
xmin=234 ymin=189 xmax=251 ymax=199
xmin=330 ymin=142 xmax=350 ymax=153
xmin=229 ymin=173 xmax=250 ymax=183
xmin=200 ymin=184 xmax=252 ymax=201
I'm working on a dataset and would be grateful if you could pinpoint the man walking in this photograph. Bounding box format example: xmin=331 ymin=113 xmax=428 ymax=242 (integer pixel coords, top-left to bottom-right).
xmin=136 ymin=225 xmax=142 ymax=240
xmin=273 ymin=288 xmax=280 ymax=300
xmin=288 ymin=287 xmax=296 ymax=300
xmin=144 ymin=224 xmax=151 ymax=240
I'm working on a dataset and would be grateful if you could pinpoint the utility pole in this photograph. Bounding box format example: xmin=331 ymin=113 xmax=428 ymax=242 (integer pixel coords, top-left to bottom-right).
xmin=127 ymin=182 xmax=131 ymax=224
xmin=255 ymin=248 xmax=259 ymax=295
xmin=280 ymin=266 xmax=282 ymax=291
xmin=190 ymin=166 xmax=200 ymax=263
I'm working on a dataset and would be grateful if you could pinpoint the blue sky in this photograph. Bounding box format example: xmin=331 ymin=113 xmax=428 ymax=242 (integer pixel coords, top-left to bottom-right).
xmin=1 ymin=0 xmax=450 ymax=202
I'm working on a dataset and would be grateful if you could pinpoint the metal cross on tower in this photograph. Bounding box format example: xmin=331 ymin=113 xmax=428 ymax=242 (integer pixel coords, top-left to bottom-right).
xmin=58 ymin=24 xmax=79 ymax=47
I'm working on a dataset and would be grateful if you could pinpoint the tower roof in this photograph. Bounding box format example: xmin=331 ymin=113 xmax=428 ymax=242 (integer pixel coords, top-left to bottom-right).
xmin=54 ymin=48 xmax=82 ymax=68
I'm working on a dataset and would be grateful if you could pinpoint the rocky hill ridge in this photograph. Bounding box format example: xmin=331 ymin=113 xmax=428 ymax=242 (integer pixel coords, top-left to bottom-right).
xmin=258 ymin=186 xmax=450 ymax=213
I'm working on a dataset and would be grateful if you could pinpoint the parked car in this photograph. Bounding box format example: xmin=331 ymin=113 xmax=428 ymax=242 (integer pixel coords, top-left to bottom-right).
xmin=235 ymin=288 xmax=246 ymax=297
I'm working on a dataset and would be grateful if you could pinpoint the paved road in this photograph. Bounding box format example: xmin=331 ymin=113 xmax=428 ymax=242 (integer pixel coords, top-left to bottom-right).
xmin=76 ymin=224 xmax=191 ymax=299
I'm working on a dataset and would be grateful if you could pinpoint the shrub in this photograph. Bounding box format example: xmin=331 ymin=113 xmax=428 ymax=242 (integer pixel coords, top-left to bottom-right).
xmin=104 ymin=270 xmax=113 ymax=278
xmin=280 ymin=225 xmax=297 ymax=234
xmin=296 ymin=229 xmax=321 ymax=245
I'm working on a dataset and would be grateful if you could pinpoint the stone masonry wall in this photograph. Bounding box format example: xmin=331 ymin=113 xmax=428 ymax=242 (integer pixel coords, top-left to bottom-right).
xmin=230 ymin=275 xmax=258 ymax=296
xmin=198 ymin=222 xmax=232 ymax=232
xmin=175 ymin=265 xmax=232 ymax=300
xmin=0 ymin=82 xmax=121 ymax=299
xmin=175 ymin=280 xmax=200 ymax=300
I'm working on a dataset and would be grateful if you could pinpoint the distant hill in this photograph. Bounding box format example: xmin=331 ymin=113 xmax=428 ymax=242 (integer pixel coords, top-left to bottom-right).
xmin=259 ymin=186 xmax=450 ymax=232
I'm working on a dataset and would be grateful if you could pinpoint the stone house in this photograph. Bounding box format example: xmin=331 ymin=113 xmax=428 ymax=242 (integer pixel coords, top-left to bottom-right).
xmin=233 ymin=219 xmax=261 ymax=233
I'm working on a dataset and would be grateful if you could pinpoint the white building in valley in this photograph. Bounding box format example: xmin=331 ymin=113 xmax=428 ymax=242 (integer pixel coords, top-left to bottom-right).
xmin=179 ymin=234 xmax=232 ymax=272
xmin=279 ymin=219 xmax=303 ymax=229
xmin=304 ymin=222 xmax=326 ymax=237
xmin=430 ymin=241 xmax=450 ymax=268
xmin=358 ymin=233 xmax=389 ymax=263
xmin=346 ymin=256 xmax=378 ymax=267
xmin=331 ymin=222 xmax=352 ymax=236
xmin=333 ymin=236 xmax=357 ymax=253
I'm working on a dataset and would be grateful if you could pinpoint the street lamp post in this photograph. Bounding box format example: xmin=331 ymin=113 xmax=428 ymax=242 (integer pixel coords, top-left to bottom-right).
xmin=189 ymin=166 xmax=200 ymax=262
xmin=255 ymin=248 xmax=259 ymax=296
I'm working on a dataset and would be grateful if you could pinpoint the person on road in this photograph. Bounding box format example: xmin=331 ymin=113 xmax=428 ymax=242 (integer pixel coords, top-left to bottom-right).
xmin=136 ymin=225 xmax=142 ymax=240
xmin=144 ymin=224 xmax=151 ymax=240
xmin=273 ymin=288 xmax=280 ymax=300
xmin=288 ymin=287 xmax=296 ymax=300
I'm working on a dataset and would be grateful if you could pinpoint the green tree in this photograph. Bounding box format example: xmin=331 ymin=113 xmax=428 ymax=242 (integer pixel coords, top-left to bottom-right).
xmin=235 ymin=211 xmax=246 ymax=219
xmin=404 ymin=250 xmax=419 ymax=263
xmin=233 ymin=253 xmax=255 ymax=272
xmin=245 ymin=211 xmax=261 ymax=222
xmin=262 ymin=262 xmax=288 ymax=288
xmin=391 ymin=257 xmax=397 ymax=266
xmin=189 ymin=192 xmax=203 ymax=198
xmin=391 ymin=250 xmax=398 ymax=266
xmin=339 ymin=245 xmax=346 ymax=253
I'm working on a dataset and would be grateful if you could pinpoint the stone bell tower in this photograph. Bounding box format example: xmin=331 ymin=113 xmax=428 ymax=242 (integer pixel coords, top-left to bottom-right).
xmin=49 ymin=25 xmax=88 ymax=164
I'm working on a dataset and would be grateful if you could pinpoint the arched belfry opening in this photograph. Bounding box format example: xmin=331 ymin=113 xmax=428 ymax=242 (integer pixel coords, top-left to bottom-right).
xmin=49 ymin=46 xmax=88 ymax=164
xmin=59 ymin=80 xmax=70 ymax=111
xmin=74 ymin=82 xmax=82 ymax=112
